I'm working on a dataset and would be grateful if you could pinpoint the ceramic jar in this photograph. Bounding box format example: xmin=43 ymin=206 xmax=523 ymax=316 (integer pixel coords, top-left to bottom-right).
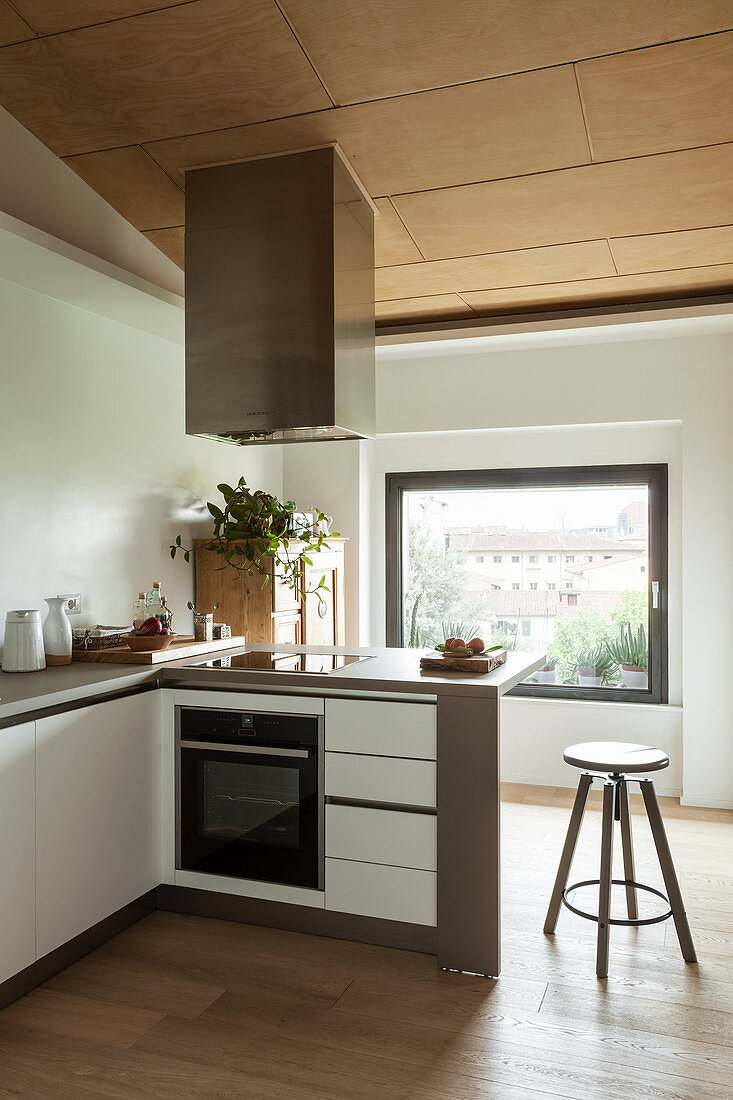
xmin=2 ymin=609 xmax=46 ymax=672
xmin=43 ymin=597 xmax=73 ymax=666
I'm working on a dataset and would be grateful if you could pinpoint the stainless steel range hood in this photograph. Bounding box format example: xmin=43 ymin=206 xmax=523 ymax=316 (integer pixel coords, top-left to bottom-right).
xmin=185 ymin=145 xmax=375 ymax=445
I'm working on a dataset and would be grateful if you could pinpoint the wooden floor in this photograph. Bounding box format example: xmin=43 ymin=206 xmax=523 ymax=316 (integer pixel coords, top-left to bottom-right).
xmin=1 ymin=784 xmax=732 ymax=1099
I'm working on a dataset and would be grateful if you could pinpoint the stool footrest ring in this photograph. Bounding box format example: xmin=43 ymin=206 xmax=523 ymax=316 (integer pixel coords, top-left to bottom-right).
xmin=562 ymin=878 xmax=672 ymax=927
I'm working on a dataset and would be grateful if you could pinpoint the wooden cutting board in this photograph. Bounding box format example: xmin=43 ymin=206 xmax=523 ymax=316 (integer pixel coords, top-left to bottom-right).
xmin=72 ymin=635 xmax=246 ymax=665
xmin=419 ymin=649 xmax=507 ymax=674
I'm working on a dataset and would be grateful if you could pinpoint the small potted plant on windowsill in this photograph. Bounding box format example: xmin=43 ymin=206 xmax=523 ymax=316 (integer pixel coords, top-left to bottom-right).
xmin=534 ymin=658 xmax=557 ymax=684
xmin=605 ymin=623 xmax=648 ymax=689
xmin=574 ymin=646 xmax=618 ymax=687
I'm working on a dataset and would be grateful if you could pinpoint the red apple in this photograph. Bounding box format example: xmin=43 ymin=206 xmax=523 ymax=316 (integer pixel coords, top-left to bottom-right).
xmin=137 ymin=616 xmax=163 ymax=636
xmin=468 ymin=637 xmax=485 ymax=654
xmin=448 ymin=637 xmax=466 ymax=650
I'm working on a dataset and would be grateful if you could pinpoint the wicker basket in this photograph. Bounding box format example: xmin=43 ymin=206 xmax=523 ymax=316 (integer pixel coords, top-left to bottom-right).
xmin=72 ymin=626 xmax=130 ymax=651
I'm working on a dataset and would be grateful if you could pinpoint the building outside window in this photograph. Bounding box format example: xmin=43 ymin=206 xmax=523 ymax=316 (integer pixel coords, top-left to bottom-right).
xmin=386 ymin=464 xmax=667 ymax=703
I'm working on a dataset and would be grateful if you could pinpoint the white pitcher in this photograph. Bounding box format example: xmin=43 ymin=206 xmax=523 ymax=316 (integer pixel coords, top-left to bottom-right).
xmin=43 ymin=597 xmax=73 ymax=666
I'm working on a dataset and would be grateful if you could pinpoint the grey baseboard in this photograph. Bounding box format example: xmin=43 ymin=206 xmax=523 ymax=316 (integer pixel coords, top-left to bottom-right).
xmin=156 ymin=884 xmax=437 ymax=955
xmin=0 ymin=890 xmax=156 ymax=1011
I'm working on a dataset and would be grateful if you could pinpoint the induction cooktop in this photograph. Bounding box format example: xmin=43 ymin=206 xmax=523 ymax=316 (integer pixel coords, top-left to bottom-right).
xmin=181 ymin=649 xmax=373 ymax=674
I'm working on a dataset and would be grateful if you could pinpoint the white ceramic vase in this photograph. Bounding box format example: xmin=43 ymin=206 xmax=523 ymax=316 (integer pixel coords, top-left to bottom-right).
xmin=43 ymin=597 xmax=72 ymax=666
xmin=578 ymin=671 xmax=602 ymax=687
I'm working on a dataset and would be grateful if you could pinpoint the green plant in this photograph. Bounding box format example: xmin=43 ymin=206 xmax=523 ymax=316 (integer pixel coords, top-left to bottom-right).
xmin=573 ymin=645 xmax=619 ymax=684
xmin=407 ymin=595 xmax=422 ymax=648
xmin=605 ymin=622 xmax=648 ymax=672
xmin=439 ymin=620 xmax=482 ymax=645
xmin=170 ymin=477 xmax=339 ymax=597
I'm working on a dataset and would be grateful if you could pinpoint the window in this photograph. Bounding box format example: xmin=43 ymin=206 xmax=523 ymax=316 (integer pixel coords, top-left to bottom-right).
xmin=521 ymin=621 xmax=531 ymax=637
xmin=529 ymin=555 xmax=538 ymax=563
xmin=547 ymin=555 xmax=556 ymax=563
xmin=386 ymin=463 xmax=667 ymax=704
xmin=476 ymin=555 xmax=484 ymax=563
xmin=493 ymin=555 xmax=502 ymax=563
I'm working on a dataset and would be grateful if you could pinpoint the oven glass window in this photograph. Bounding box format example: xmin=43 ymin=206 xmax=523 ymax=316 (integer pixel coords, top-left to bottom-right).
xmin=201 ymin=760 xmax=300 ymax=849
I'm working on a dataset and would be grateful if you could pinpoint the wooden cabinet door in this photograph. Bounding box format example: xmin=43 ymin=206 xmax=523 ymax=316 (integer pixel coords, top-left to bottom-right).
xmin=303 ymin=548 xmax=344 ymax=647
xmin=0 ymin=720 xmax=36 ymax=982
xmin=36 ymin=692 xmax=160 ymax=957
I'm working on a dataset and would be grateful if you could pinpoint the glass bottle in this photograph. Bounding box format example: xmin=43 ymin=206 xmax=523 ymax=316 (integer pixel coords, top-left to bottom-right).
xmin=132 ymin=592 xmax=147 ymax=630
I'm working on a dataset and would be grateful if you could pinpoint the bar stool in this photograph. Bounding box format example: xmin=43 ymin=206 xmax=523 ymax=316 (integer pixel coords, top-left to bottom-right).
xmin=544 ymin=741 xmax=696 ymax=978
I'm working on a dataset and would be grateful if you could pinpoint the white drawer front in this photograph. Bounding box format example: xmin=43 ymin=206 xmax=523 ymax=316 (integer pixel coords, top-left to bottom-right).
xmin=326 ymin=752 xmax=436 ymax=808
xmin=325 ymin=699 xmax=436 ymax=759
xmin=326 ymin=804 xmax=436 ymax=871
xmin=326 ymin=858 xmax=436 ymax=926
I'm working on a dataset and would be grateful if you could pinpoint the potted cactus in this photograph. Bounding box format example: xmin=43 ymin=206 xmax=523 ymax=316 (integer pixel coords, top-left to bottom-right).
xmin=534 ymin=657 xmax=557 ymax=684
xmin=606 ymin=622 xmax=648 ymax=689
xmin=574 ymin=645 xmax=618 ymax=687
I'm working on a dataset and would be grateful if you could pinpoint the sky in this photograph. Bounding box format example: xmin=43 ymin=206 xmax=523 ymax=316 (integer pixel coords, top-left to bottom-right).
xmin=408 ymin=487 xmax=648 ymax=531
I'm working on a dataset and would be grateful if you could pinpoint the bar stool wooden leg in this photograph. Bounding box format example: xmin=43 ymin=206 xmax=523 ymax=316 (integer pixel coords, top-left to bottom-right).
xmin=639 ymin=780 xmax=697 ymax=963
xmin=544 ymin=772 xmax=593 ymax=935
xmin=618 ymin=779 xmax=638 ymax=920
xmin=596 ymin=781 xmax=616 ymax=979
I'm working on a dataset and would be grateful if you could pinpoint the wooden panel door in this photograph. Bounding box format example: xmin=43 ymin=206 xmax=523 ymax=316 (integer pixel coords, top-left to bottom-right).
xmin=36 ymin=692 xmax=160 ymax=957
xmin=0 ymin=720 xmax=35 ymax=982
xmin=303 ymin=547 xmax=345 ymax=647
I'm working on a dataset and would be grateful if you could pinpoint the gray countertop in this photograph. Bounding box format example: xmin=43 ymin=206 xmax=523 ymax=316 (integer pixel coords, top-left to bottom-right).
xmin=0 ymin=643 xmax=544 ymax=725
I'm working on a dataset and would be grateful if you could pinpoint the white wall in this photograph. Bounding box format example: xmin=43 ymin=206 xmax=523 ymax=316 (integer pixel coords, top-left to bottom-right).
xmin=0 ymin=105 xmax=182 ymax=297
xmin=0 ymin=277 xmax=281 ymax=637
xmin=284 ymin=322 xmax=733 ymax=806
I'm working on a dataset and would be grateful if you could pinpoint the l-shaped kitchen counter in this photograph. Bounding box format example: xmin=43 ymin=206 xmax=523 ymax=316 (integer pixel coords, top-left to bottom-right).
xmin=0 ymin=642 xmax=543 ymax=1001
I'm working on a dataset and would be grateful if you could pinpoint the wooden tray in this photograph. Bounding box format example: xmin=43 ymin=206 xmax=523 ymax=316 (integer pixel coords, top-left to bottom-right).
xmin=72 ymin=635 xmax=246 ymax=665
xmin=420 ymin=649 xmax=507 ymax=674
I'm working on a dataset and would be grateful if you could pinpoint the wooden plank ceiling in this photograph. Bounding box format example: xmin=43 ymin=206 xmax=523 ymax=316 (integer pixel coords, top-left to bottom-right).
xmin=1 ymin=0 xmax=732 ymax=327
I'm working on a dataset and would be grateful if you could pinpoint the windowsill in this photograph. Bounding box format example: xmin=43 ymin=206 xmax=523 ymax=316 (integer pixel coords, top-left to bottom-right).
xmin=504 ymin=692 xmax=681 ymax=712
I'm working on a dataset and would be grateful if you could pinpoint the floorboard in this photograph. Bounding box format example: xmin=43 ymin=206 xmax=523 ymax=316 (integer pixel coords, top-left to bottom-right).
xmin=0 ymin=783 xmax=730 ymax=1098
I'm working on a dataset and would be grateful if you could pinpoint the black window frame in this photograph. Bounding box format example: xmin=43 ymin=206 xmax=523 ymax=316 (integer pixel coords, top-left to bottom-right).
xmin=385 ymin=463 xmax=668 ymax=705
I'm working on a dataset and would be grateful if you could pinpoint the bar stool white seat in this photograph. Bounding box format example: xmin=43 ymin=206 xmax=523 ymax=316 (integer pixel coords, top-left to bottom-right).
xmin=544 ymin=741 xmax=697 ymax=978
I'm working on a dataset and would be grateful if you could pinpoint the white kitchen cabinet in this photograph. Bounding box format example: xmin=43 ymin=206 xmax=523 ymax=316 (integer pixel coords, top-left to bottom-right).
xmin=326 ymin=858 xmax=436 ymax=926
xmin=325 ymin=699 xmax=436 ymax=759
xmin=0 ymin=721 xmax=36 ymax=982
xmin=326 ymin=804 xmax=437 ymax=871
xmin=36 ymin=692 xmax=160 ymax=957
xmin=325 ymin=751 xmax=436 ymax=808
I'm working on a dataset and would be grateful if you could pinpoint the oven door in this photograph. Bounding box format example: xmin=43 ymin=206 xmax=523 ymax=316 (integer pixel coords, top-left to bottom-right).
xmin=178 ymin=740 xmax=322 ymax=889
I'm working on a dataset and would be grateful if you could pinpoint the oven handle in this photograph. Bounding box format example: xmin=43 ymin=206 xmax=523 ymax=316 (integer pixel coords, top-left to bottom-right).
xmin=180 ymin=739 xmax=311 ymax=759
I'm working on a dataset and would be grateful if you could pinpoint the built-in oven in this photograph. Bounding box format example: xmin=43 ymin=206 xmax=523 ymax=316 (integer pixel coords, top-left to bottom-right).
xmin=176 ymin=706 xmax=323 ymax=889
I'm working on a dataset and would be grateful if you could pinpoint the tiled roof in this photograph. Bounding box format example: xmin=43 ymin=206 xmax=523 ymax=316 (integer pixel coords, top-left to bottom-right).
xmin=447 ymin=530 xmax=635 ymax=552
xmin=467 ymin=588 xmax=625 ymax=617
